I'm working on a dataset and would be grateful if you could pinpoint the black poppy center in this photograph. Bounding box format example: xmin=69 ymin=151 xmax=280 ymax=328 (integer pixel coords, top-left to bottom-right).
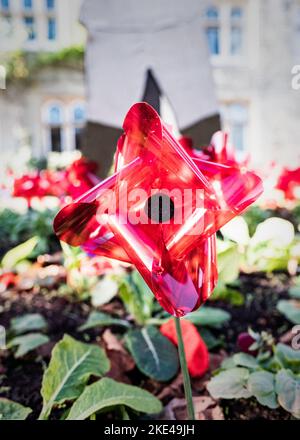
xmin=145 ymin=193 xmax=175 ymax=223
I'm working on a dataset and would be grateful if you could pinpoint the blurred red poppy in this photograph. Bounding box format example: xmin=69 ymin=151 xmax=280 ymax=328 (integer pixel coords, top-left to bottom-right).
xmin=160 ymin=319 xmax=209 ymax=377
xmin=276 ymin=166 xmax=300 ymax=201
xmin=54 ymin=103 xmax=263 ymax=316
xmin=12 ymin=157 xmax=100 ymax=206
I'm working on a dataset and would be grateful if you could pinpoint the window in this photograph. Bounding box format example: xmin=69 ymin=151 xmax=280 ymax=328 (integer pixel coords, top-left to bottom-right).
xmin=47 ymin=17 xmax=56 ymax=40
xmin=72 ymin=104 xmax=86 ymax=150
xmin=231 ymin=6 xmax=243 ymax=19
xmin=206 ymin=6 xmax=219 ymax=19
xmin=222 ymin=103 xmax=248 ymax=154
xmin=23 ymin=16 xmax=36 ymax=40
xmin=23 ymin=0 xmax=33 ymax=9
xmin=206 ymin=27 xmax=220 ymax=55
xmin=205 ymin=4 xmax=245 ymax=58
xmin=47 ymin=104 xmax=63 ymax=152
xmin=230 ymin=6 xmax=243 ymax=55
xmin=0 ymin=0 xmax=9 ymax=11
xmin=205 ymin=6 xmax=220 ymax=55
xmin=46 ymin=0 xmax=55 ymax=10
xmin=231 ymin=27 xmax=243 ymax=55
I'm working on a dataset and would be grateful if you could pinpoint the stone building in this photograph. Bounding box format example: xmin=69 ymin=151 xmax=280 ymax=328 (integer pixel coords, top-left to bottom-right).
xmin=0 ymin=0 xmax=299 ymax=168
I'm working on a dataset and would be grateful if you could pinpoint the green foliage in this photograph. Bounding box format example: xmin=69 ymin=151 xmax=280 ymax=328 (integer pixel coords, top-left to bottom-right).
xmin=79 ymin=311 xmax=131 ymax=331
xmin=66 ymin=378 xmax=162 ymax=420
xmin=276 ymin=369 xmax=300 ymax=418
xmin=0 ymin=398 xmax=32 ymax=420
xmin=118 ymin=271 xmax=154 ymax=326
xmin=10 ymin=313 xmax=47 ymax=335
xmin=8 ymin=333 xmax=49 ymax=358
xmin=39 ymin=335 xmax=110 ymax=419
xmin=1 ymin=236 xmax=38 ymax=269
xmin=0 ymin=208 xmax=59 ymax=259
xmin=247 ymin=371 xmax=278 ymax=409
xmin=125 ymin=326 xmax=179 ymax=382
xmin=207 ymin=367 xmax=252 ymax=399
xmin=210 ymin=282 xmax=244 ymax=305
xmin=7 ymin=313 xmax=49 ymax=358
xmin=90 ymin=276 xmax=119 ymax=307
xmin=185 ymin=306 xmax=231 ymax=328
xmin=5 ymin=46 xmax=84 ymax=83
xmin=277 ymin=300 xmax=300 ymax=325
xmin=243 ymin=206 xmax=273 ymax=237
xmin=207 ymin=342 xmax=300 ymax=417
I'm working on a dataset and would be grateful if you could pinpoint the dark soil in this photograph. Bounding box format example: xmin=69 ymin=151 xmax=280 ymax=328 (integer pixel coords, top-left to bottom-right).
xmin=0 ymin=271 xmax=295 ymax=420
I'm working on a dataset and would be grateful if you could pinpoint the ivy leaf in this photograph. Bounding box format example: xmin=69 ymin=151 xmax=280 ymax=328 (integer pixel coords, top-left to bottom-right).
xmin=248 ymin=371 xmax=278 ymax=409
xmin=276 ymin=369 xmax=300 ymax=418
xmin=277 ymin=300 xmax=300 ymax=325
xmin=8 ymin=333 xmax=49 ymax=358
xmin=125 ymin=326 xmax=179 ymax=382
xmin=186 ymin=307 xmax=231 ymax=328
xmin=39 ymin=334 xmax=110 ymax=420
xmin=207 ymin=367 xmax=252 ymax=399
xmin=78 ymin=311 xmax=130 ymax=331
xmin=10 ymin=313 xmax=47 ymax=335
xmin=0 ymin=398 xmax=32 ymax=420
xmin=66 ymin=378 xmax=162 ymax=420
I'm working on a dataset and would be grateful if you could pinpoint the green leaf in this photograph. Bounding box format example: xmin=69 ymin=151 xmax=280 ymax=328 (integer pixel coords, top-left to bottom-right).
xmin=207 ymin=367 xmax=252 ymax=399
xmin=233 ymin=353 xmax=259 ymax=369
xmin=1 ymin=236 xmax=39 ymax=269
xmin=90 ymin=277 xmax=119 ymax=307
xmin=0 ymin=398 xmax=32 ymax=420
xmin=39 ymin=334 xmax=110 ymax=420
xmin=274 ymin=343 xmax=300 ymax=373
xmin=221 ymin=216 xmax=250 ymax=246
xmin=200 ymin=328 xmax=222 ymax=350
xmin=277 ymin=300 xmax=300 ymax=324
xmin=186 ymin=306 xmax=231 ymax=328
xmin=276 ymin=369 xmax=300 ymax=418
xmin=125 ymin=326 xmax=179 ymax=382
xmin=289 ymin=286 xmax=300 ymax=299
xmin=118 ymin=271 xmax=153 ymax=325
xmin=79 ymin=311 xmax=130 ymax=331
xmin=210 ymin=282 xmax=244 ymax=306
xmin=217 ymin=240 xmax=241 ymax=284
xmin=66 ymin=377 xmax=162 ymax=420
xmin=8 ymin=333 xmax=49 ymax=358
xmin=248 ymin=371 xmax=278 ymax=409
xmin=10 ymin=313 xmax=47 ymax=335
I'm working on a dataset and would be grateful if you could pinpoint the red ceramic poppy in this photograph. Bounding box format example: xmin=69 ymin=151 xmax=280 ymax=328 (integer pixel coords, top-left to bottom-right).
xmin=54 ymin=103 xmax=263 ymax=317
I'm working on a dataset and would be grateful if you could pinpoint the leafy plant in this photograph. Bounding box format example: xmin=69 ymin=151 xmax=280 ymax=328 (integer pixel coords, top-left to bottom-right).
xmin=277 ymin=282 xmax=300 ymax=324
xmin=39 ymin=334 xmax=110 ymax=419
xmin=0 ymin=398 xmax=32 ymax=420
xmin=0 ymin=208 xmax=59 ymax=259
xmin=8 ymin=333 xmax=49 ymax=358
xmin=207 ymin=342 xmax=300 ymax=418
xmin=79 ymin=311 xmax=131 ymax=331
xmin=7 ymin=313 xmax=49 ymax=358
xmin=186 ymin=306 xmax=231 ymax=328
xmin=2 ymin=332 xmax=161 ymax=420
xmin=125 ymin=326 xmax=179 ymax=381
xmin=66 ymin=378 xmax=162 ymax=420
xmin=118 ymin=271 xmax=154 ymax=326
